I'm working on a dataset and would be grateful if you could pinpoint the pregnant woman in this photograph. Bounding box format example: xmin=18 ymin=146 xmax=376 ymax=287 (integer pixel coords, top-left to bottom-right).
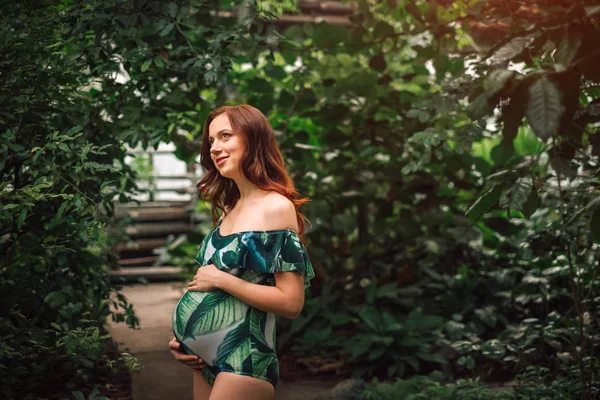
xmin=169 ymin=104 xmax=315 ymax=400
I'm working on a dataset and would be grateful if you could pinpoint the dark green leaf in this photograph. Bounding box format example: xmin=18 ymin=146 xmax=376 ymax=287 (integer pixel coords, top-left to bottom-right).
xmin=554 ymin=26 xmax=583 ymax=71
xmin=500 ymin=177 xmax=533 ymax=212
xmin=72 ymin=391 xmax=85 ymax=400
xmin=368 ymin=347 xmax=386 ymax=361
xmin=467 ymin=94 xmax=494 ymax=121
xmin=154 ymin=57 xmax=165 ymax=68
xmin=466 ymin=184 xmax=504 ymax=221
xmin=484 ymin=70 xmax=516 ymax=98
xmin=489 ymin=35 xmax=535 ymax=65
xmin=168 ymin=3 xmax=178 ymax=18
xmin=502 ymin=84 xmax=528 ymax=150
xmin=159 ymin=23 xmax=175 ymax=37
xmin=265 ymin=65 xmax=286 ymax=80
xmin=373 ymin=22 xmax=395 ymax=38
xmin=526 ymin=77 xmax=564 ymax=139
xmin=522 ymin=187 xmax=539 ymax=219
xmin=141 ymin=59 xmax=152 ymax=72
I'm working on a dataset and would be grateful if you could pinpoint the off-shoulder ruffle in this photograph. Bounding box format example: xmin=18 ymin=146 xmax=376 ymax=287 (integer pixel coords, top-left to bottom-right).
xmin=195 ymin=228 xmax=315 ymax=289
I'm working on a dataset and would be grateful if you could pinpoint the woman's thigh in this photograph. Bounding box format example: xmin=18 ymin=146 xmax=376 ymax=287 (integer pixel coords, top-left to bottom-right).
xmin=209 ymin=372 xmax=275 ymax=400
xmin=193 ymin=370 xmax=212 ymax=400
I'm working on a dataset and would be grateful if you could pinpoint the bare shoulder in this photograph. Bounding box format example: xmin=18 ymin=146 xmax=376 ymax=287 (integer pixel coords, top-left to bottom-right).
xmin=261 ymin=193 xmax=298 ymax=232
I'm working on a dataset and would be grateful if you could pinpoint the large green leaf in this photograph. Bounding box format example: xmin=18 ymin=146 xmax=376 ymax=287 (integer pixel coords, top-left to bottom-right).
xmin=215 ymin=328 xmax=251 ymax=369
xmin=490 ymin=143 xmax=513 ymax=167
xmin=180 ymin=291 xmax=248 ymax=340
xmin=484 ymin=70 xmax=516 ymax=98
xmin=249 ymin=308 xmax=268 ymax=344
xmin=521 ymin=187 xmax=539 ymax=219
xmin=466 ymin=184 xmax=504 ymax=221
xmin=472 ymin=137 xmax=501 ymax=165
xmin=526 ymin=77 xmax=564 ymax=140
xmin=554 ymin=26 xmax=583 ymax=71
xmin=565 ymin=196 xmax=600 ymax=226
xmin=213 ymin=308 xmax=253 ymax=367
xmin=499 ymin=177 xmax=533 ymax=213
xmin=467 ymin=93 xmax=494 ymax=121
xmin=513 ymin=126 xmax=544 ymax=155
xmin=358 ymin=306 xmax=383 ymax=333
xmin=488 ymin=35 xmax=535 ymax=65
xmin=251 ymin=346 xmax=277 ymax=377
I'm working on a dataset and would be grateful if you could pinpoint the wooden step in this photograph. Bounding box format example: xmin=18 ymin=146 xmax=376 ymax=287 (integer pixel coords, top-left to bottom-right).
xmin=108 ymin=266 xmax=185 ymax=282
xmin=114 ymin=238 xmax=168 ymax=253
xmin=125 ymin=222 xmax=191 ymax=237
xmin=112 ymin=199 xmax=194 ymax=281
xmin=116 ymin=201 xmax=191 ymax=209
xmin=115 ymin=207 xmax=191 ymax=221
xmin=119 ymin=256 xmax=158 ymax=266
xmin=298 ymin=0 xmax=356 ymax=15
xmin=147 ymin=175 xmax=196 ymax=180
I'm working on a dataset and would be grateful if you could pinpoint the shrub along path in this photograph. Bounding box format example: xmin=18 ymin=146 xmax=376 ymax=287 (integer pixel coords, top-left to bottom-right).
xmin=105 ymin=282 xmax=337 ymax=400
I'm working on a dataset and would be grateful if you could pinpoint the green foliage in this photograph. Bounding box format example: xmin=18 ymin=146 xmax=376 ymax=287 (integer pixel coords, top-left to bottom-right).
xmin=0 ymin=0 xmax=263 ymax=397
xmin=61 ymin=387 xmax=108 ymax=400
xmin=344 ymin=305 xmax=445 ymax=379
xmin=354 ymin=366 xmax=600 ymax=400
xmin=514 ymin=362 xmax=600 ymax=399
xmin=162 ymin=2 xmax=600 ymax=394
xmin=238 ymin=0 xmax=599 ymax=393
xmin=257 ymin=0 xmax=298 ymax=19
xmin=360 ymin=375 xmax=514 ymax=400
xmin=282 ymin=285 xmax=447 ymax=379
xmin=16 ymin=0 xmax=592 ymax=395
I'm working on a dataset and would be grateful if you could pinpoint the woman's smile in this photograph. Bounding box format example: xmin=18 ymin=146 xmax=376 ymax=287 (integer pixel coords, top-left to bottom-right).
xmin=216 ymin=156 xmax=229 ymax=167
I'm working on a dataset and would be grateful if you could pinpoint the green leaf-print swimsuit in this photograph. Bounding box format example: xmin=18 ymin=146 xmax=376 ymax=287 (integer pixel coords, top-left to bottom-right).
xmin=171 ymin=219 xmax=315 ymax=388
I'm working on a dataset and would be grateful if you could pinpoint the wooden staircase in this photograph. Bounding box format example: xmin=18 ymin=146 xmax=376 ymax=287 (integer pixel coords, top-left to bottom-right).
xmin=108 ymin=200 xmax=194 ymax=283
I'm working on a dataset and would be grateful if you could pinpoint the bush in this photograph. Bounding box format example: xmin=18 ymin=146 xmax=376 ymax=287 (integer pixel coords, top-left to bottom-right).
xmin=0 ymin=0 xmax=256 ymax=397
xmin=360 ymin=375 xmax=514 ymax=400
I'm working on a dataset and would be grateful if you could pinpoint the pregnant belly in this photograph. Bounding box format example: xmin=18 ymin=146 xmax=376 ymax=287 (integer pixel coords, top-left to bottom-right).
xmin=172 ymin=289 xmax=249 ymax=365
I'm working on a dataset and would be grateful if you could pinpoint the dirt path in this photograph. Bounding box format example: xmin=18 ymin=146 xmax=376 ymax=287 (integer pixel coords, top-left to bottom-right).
xmin=105 ymin=282 xmax=337 ymax=400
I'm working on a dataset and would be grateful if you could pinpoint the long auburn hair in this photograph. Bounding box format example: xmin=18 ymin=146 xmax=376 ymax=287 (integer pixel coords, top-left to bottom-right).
xmin=196 ymin=104 xmax=310 ymax=237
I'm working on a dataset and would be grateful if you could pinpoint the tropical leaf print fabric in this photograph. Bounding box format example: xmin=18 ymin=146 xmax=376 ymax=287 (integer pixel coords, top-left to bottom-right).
xmin=171 ymin=221 xmax=314 ymax=387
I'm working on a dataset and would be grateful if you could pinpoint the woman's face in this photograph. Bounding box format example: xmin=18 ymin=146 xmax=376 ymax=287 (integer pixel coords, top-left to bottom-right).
xmin=208 ymin=113 xmax=245 ymax=179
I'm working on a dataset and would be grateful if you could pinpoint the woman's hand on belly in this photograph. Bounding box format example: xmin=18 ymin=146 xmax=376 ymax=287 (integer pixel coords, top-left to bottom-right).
xmin=168 ymin=336 xmax=206 ymax=371
xmin=187 ymin=264 xmax=224 ymax=292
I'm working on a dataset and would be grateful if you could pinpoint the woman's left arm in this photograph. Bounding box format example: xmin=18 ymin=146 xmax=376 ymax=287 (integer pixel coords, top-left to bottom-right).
xmin=188 ymin=266 xmax=305 ymax=319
